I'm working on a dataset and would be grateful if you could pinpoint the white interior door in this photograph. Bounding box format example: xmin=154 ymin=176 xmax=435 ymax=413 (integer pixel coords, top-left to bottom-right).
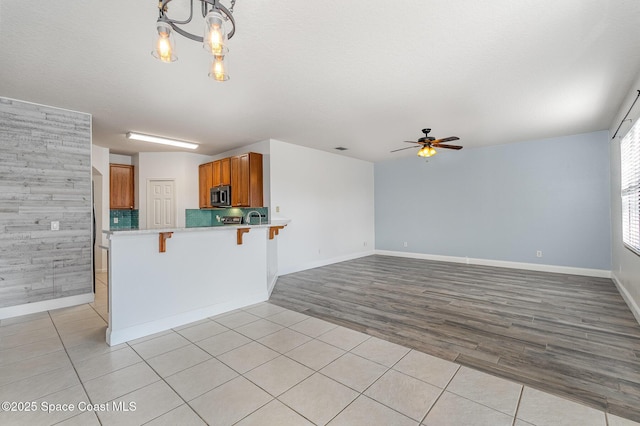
xmin=147 ymin=179 xmax=176 ymax=229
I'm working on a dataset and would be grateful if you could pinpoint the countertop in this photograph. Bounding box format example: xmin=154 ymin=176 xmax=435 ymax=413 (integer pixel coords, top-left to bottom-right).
xmin=103 ymin=219 xmax=290 ymax=236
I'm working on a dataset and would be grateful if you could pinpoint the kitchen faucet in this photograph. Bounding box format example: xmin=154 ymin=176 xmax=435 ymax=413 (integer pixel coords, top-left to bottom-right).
xmin=245 ymin=210 xmax=262 ymax=225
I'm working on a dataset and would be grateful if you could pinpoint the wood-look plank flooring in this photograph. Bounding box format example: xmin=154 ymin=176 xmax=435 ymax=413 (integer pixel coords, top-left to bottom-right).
xmin=270 ymin=255 xmax=640 ymax=422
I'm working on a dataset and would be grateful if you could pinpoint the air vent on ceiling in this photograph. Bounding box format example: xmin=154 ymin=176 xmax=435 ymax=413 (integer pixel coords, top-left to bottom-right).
xmin=334 ymin=147 xmax=348 ymax=151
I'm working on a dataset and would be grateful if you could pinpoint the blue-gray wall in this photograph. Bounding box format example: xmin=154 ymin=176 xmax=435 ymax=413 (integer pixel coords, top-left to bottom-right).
xmin=375 ymin=131 xmax=611 ymax=270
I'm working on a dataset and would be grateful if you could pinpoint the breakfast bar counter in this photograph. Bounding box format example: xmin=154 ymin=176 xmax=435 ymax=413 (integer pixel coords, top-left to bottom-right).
xmin=103 ymin=220 xmax=289 ymax=345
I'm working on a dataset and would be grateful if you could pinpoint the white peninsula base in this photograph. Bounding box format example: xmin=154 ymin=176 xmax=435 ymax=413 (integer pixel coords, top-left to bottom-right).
xmin=104 ymin=222 xmax=287 ymax=346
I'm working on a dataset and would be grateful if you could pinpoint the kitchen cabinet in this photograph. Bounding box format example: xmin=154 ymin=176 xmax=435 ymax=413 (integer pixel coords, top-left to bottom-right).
xmin=198 ymin=162 xmax=213 ymax=208
xmin=220 ymin=157 xmax=231 ymax=185
xmin=231 ymin=152 xmax=263 ymax=207
xmin=211 ymin=157 xmax=231 ymax=187
xmin=199 ymin=158 xmax=232 ymax=208
xmin=110 ymin=164 xmax=135 ymax=209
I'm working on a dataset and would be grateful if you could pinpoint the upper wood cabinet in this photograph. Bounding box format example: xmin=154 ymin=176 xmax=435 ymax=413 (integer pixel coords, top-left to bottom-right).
xmin=199 ymin=154 xmax=262 ymax=209
xmin=110 ymin=164 xmax=134 ymax=209
xmin=231 ymin=153 xmax=263 ymax=207
xmin=211 ymin=157 xmax=231 ymax=187
xmin=198 ymin=162 xmax=213 ymax=208
xmin=199 ymin=158 xmax=232 ymax=208
xmin=211 ymin=160 xmax=221 ymax=188
xmin=219 ymin=157 xmax=231 ymax=185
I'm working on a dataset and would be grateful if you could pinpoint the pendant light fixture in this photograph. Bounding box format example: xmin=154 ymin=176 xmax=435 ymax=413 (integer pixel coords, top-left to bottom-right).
xmin=152 ymin=0 xmax=236 ymax=81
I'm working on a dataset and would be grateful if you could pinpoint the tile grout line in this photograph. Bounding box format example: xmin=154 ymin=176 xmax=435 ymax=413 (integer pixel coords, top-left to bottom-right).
xmin=46 ymin=309 xmax=103 ymax=426
xmin=213 ymin=314 xmax=318 ymax=426
xmin=418 ymin=363 xmax=460 ymax=425
xmin=135 ymin=313 xmax=312 ymax=424
xmin=125 ymin=341 xmax=210 ymax=425
xmin=211 ymin=310 xmax=384 ymax=425
xmin=38 ymin=301 xmax=618 ymax=425
xmin=511 ymin=385 xmax=524 ymax=426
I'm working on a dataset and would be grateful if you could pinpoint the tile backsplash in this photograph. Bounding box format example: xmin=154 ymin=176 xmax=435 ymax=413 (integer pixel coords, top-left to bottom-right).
xmin=110 ymin=209 xmax=139 ymax=230
xmin=186 ymin=207 xmax=268 ymax=228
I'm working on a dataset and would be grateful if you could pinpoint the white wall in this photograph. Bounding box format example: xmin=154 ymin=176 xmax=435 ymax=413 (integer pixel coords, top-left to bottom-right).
xmin=92 ymin=145 xmax=110 ymax=272
xmin=109 ymin=153 xmax=133 ymax=165
xmin=610 ymin=76 xmax=640 ymax=323
xmin=137 ymin=152 xmax=212 ymax=229
xmin=269 ymin=140 xmax=375 ymax=275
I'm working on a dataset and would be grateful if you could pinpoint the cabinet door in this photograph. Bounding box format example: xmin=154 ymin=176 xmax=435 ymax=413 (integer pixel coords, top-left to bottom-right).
xmin=110 ymin=164 xmax=134 ymax=209
xmin=198 ymin=163 xmax=213 ymax=208
xmin=212 ymin=161 xmax=222 ymax=187
xmin=231 ymin=154 xmax=249 ymax=206
xmin=220 ymin=157 xmax=231 ymax=185
xmin=248 ymin=153 xmax=263 ymax=207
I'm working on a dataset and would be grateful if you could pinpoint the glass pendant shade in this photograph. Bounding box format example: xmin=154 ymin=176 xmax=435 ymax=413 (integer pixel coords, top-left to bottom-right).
xmin=152 ymin=22 xmax=177 ymax=63
xmin=203 ymin=11 xmax=227 ymax=56
xmin=209 ymin=55 xmax=230 ymax=81
xmin=417 ymin=146 xmax=437 ymax=157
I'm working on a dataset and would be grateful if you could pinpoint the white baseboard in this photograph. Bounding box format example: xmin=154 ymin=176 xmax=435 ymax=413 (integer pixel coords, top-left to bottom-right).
xmin=611 ymin=272 xmax=640 ymax=326
xmin=0 ymin=293 xmax=95 ymax=320
xmin=278 ymin=250 xmax=376 ymax=276
xmin=375 ymin=250 xmax=611 ymax=278
xmin=106 ymin=292 xmax=267 ymax=346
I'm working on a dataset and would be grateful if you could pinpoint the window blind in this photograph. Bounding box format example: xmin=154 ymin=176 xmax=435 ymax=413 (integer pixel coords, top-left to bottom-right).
xmin=621 ymin=118 xmax=640 ymax=255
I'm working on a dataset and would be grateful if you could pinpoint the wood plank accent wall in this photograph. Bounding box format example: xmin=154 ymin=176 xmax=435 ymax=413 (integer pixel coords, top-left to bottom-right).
xmin=0 ymin=98 xmax=92 ymax=308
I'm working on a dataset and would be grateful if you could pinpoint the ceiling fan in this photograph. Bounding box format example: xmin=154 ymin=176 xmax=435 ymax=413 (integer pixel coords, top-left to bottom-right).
xmin=391 ymin=128 xmax=463 ymax=157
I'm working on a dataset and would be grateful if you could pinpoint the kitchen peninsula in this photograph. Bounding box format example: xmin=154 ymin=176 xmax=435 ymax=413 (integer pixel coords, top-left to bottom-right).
xmin=103 ymin=219 xmax=288 ymax=346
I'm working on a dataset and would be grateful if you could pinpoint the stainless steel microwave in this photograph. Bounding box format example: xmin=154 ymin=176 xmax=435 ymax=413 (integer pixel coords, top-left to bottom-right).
xmin=210 ymin=185 xmax=231 ymax=207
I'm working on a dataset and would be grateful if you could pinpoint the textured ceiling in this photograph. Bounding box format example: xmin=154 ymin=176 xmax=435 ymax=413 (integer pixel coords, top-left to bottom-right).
xmin=1 ymin=1 xmax=640 ymax=162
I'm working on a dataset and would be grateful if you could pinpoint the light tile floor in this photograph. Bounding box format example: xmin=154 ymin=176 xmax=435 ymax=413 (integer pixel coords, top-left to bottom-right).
xmin=0 ymin=273 xmax=638 ymax=425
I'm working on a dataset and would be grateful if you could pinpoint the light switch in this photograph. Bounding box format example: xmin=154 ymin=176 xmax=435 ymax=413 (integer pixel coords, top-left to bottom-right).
xmin=50 ymin=221 xmax=60 ymax=231
xmin=113 ymin=217 xmax=119 ymax=224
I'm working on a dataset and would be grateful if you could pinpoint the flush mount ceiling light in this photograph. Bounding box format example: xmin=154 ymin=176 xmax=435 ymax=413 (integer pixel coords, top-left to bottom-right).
xmin=152 ymin=0 xmax=237 ymax=81
xmin=126 ymin=132 xmax=199 ymax=150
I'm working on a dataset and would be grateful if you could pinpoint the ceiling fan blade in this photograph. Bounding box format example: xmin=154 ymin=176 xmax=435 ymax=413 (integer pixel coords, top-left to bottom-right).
xmin=402 ymin=140 xmax=420 ymax=144
xmin=432 ymin=143 xmax=463 ymax=150
xmin=390 ymin=146 xmax=420 ymax=153
xmin=431 ymin=136 xmax=460 ymax=144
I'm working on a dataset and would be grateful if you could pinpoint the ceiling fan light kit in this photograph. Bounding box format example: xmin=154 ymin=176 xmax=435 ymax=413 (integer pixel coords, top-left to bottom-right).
xmin=391 ymin=128 xmax=463 ymax=158
xmin=152 ymin=0 xmax=236 ymax=81
xmin=417 ymin=145 xmax=437 ymax=157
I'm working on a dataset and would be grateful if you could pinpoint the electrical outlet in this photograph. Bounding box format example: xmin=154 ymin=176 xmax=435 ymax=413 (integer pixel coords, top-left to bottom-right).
xmin=403 ymin=242 xmax=408 ymax=247
xmin=363 ymin=241 xmax=367 ymax=246
xmin=113 ymin=217 xmax=119 ymax=224
xmin=276 ymin=206 xmax=280 ymax=213
xmin=536 ymin=250 xmax=543 ymax=258
xmin=50 ymin=221 xmax=60 ymax=231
